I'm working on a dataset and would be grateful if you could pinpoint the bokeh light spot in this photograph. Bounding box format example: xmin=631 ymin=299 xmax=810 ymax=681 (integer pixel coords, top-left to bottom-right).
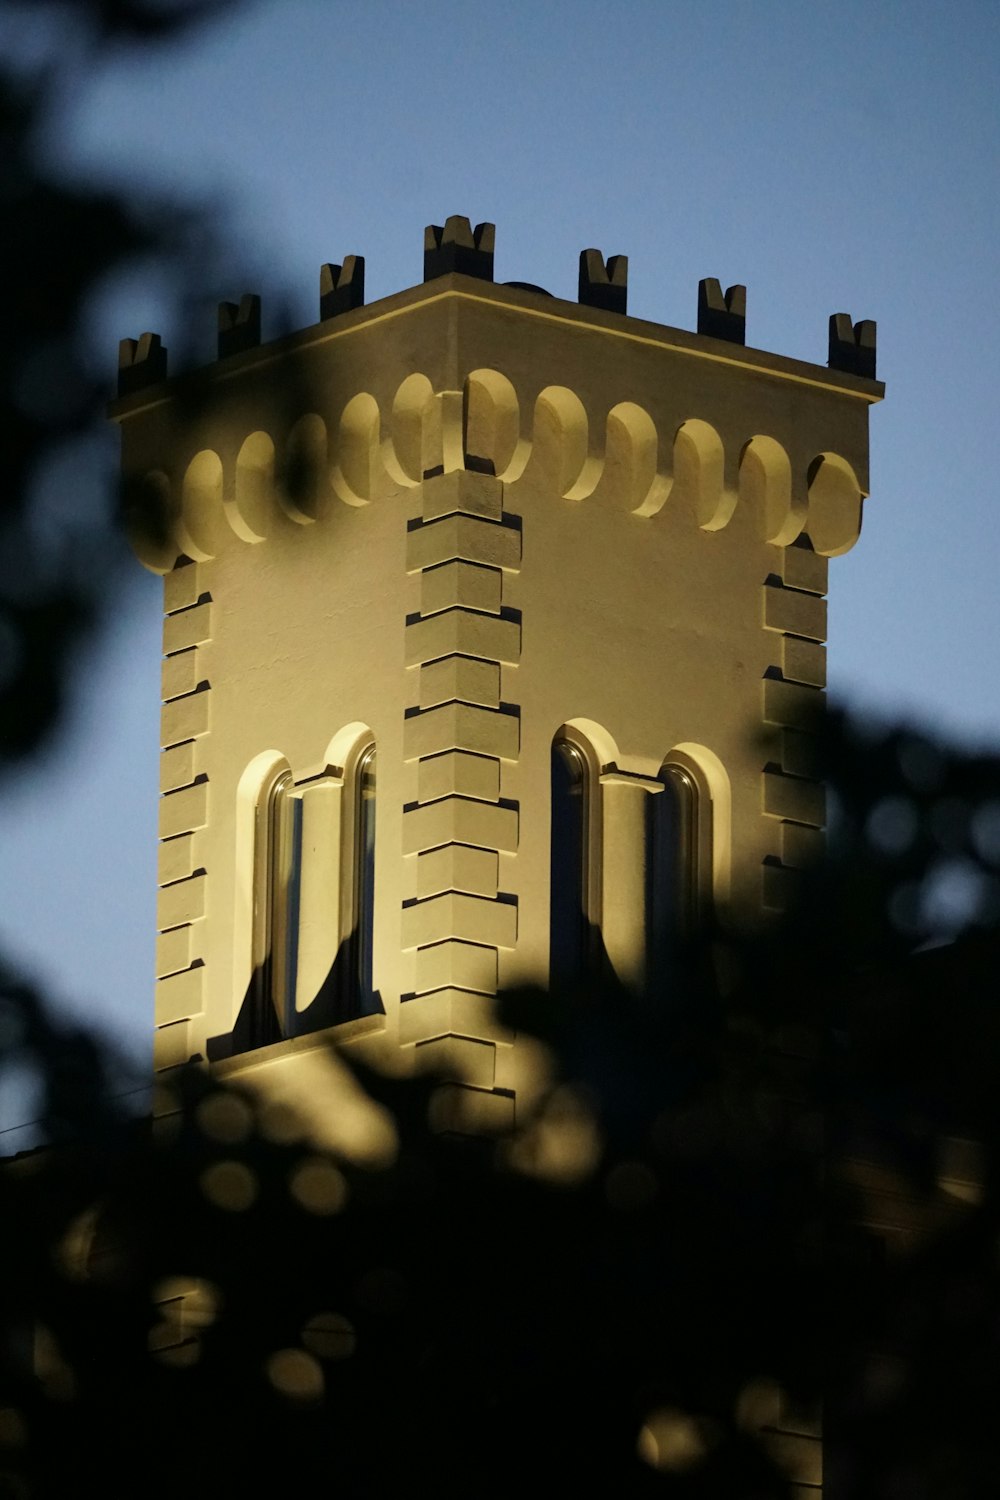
xmin=637 ymin=1408 xmax=707 ymax=1471
xmin=922 ymin=858 xmax=986 ymax=935
xmin=289 ymin=1157 xmax=348 ymax=1215
xmin=504 ymin=1084 xmax=601 ymax=1183
xmin=196 ymin=1091 xmax=254 ymax=1144
xmin=866 ymin=796 xmax=918 ymax=857
xmin=152 ymin=1277 xmax=220 ymax=1328
xmin=266 ymin=1348 xmax=325 ymax=1402
xmin=735 ymin=1377 xmax=782 ymax=1431
xmin=199 ymin=1160 xmax=257 ymax=1212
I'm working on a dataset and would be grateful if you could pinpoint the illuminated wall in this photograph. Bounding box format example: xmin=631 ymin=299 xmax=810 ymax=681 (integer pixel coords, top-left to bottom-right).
xmin=113 ymin=217 xmax=881 ymax=1134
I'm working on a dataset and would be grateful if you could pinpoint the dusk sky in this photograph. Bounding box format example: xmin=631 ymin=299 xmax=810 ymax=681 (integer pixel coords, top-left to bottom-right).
xmin=0 ymin=0 xmax=997 ymax=1125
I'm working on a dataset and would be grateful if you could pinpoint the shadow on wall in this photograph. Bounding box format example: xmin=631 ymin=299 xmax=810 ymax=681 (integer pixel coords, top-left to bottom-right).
xmin=208 ymin=942 xmax=384 ymax=1062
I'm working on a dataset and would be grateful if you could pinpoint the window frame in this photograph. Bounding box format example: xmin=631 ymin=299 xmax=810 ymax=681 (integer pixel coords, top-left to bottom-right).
xmin=339 ymin=737 xmax=377 ymax=1017
xmin=250 ymin=761 xmax=294 ymax=1047
xmin=647 ymin=754 xmax=714 ymax=987
xmin=549 ymin=726 xmax=603 ymax=986
xmin=246 ymin=730 xmax=378 ymax=1051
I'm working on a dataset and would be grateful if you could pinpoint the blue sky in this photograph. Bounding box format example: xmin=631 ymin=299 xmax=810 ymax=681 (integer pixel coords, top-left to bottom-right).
xmin=0 ymin=0 xmax=998 ymax=1100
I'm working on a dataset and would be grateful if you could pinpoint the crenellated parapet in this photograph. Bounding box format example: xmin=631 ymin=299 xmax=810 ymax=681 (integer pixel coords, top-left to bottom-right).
xmin=112 ymin=215 xmax=878 ymax=396
xmin=697 ymin=279 xmax=746 ymax=345
xmin=579 ymin=249 xmax=628 ymax=315
xmin=424 ymin=217 xmax=495 ymax=282
xmin=320 ymin=256 xmax=365 ymax=319
xmin=828 ymin=313 xmax=877 ymax=380
xmin=118 ymin=331 xmax=168 ymax=395
xmin=217 ymin=294 xmax=261 ymax=359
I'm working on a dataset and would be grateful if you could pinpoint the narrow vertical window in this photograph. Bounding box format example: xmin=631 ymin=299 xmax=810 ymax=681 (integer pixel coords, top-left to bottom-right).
xmin=271 ymin=784 xmax=302 ymax=1036
xmin=332 ymin=738 xmax=377 ymax=1021
xmin=243 ymin=731 xmax=379 ymax=1052
xmin=550 ymin=734 xmax=596 ymax=986
xmin=251 ymin=764 xmax=295 ymax=1048
xmin=353 ymin=744 xmax=377 ymax=1012
xmin=648 ymin=762 xmax=710 ymax=986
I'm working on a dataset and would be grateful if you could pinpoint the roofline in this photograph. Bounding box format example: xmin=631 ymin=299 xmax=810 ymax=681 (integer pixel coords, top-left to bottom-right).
xmin=109 ymin=273 xmax=885 ymax=423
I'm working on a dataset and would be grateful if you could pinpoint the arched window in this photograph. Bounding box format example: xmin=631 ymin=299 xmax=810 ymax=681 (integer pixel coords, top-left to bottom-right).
xmin=647 ymin=759 xmax=712 ymax=984
xmin=550 ymin=730 xmax=600 ymax=986
xmin=340 ymin=741 xmax=377 ymax=1017
xmin=246 ymin=734 xmax=378 ymax=1050
xmin=250 ymin=762 xmax=296 ymax=1048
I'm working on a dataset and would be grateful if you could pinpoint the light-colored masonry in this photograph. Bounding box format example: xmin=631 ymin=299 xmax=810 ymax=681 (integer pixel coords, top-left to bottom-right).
xmin=113 ymin=220 xmax=881 ymax=1160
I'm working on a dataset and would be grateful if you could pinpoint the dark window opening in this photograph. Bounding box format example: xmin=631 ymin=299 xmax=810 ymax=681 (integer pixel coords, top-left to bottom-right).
xmin=648 ymin=764 xmax=706 ymax=987
xmin=550 ymin=737 xmax=592 ymax=986
xmin=344 ymin=745 xmax=377 ymax=1015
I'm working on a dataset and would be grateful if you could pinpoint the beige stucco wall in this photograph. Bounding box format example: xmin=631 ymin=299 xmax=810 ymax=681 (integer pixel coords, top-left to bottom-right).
xmin=113 ymin=270 xmax=880 ymax=1128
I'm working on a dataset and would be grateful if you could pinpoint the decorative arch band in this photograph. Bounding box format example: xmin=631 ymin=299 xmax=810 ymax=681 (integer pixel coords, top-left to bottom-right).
xmin=125 ymin=369 xmax=865 ymax=572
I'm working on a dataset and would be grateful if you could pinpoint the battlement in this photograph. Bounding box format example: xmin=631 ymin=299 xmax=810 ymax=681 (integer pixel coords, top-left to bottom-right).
xmin=697 ymin=280 xmax=746 ymax=345
xmin=117 ymin=331 xmax=168 ymax=395
xmin=113 ymin=215 xmax=878 ymax=398
xmin=424 ymin=216 xmax=495 ymax=282
xmin=828 ymin=314 xmax=877 ymax=380
xmin=320 ymin=256 xmax=365 ymax=319
xmin=217 ymin=294 xmax=261 ymax=359
xmin=579 ymin=249 xmax=628 ymax=315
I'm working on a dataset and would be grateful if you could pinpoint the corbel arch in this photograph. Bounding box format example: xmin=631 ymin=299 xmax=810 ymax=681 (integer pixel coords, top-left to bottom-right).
xmin=280 ymin=413 xmax=328 ymax=523
xmin=231 ymin=431 xmax=275 ymax=543
xmin=464 ymin=368 xmax=528 ymax=479
xmin=332 ymin=392 xmax=381 ymax=507
xmin=806 ymin=451 xmax=864 ymax=556
xmin=739 ymin=434 xmax=804 ymax=546
xmin=671 ymin=418 xmax=736 ymax=532
xmin=178 ymin=449 xmax=225 ymax=561
xmin=531 ymin=385 xmax=602 ymax=500
xmin=124 ymin=469 xmax=178 ymax=574
xmin=385 ymin=373 xmax=433 ymax=487
xmin=604 ymin=401 xmax=670 ymax=516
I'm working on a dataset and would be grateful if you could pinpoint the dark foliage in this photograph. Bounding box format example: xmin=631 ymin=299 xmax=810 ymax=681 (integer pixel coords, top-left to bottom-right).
xmin=4 ymin=7 xmax=1000 ymax=1498
xmin=0 ymin=0 xmax=237 ymax=765
xmin=0 ymin=711 xmax=998 ymax=1499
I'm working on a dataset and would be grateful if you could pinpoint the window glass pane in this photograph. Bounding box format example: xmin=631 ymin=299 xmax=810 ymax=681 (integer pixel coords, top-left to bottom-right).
xmin=648 ymin=767 xmax=696 ymax=987
xmin=550 ymin=739 xmax=588 ymax=985
xmin=272 ymin=787 xmax=301 ymax=1036
xmin=355 ymin=747 xmax=377 ymax=1011
xmin=249 ymin=769 xmax=294 ymax=1049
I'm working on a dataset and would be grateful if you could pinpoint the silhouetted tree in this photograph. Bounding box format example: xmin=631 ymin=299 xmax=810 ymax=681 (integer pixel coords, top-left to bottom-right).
xmin=1 ymin=0 xmax=238 ymax=762
xmin=3 ymin=701 xmax=999 ymax=1498
xmin=3 ymin=9 xmax=1000 ymax=1498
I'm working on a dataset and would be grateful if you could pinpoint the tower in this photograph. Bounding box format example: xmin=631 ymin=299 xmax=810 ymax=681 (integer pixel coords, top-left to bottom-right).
xmin=112 ymin=217 xmax=881 ymax=1136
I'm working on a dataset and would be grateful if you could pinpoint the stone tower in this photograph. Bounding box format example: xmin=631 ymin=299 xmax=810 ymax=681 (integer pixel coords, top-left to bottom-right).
xmin=112 ymin=216 xmax=881 ymax=1135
